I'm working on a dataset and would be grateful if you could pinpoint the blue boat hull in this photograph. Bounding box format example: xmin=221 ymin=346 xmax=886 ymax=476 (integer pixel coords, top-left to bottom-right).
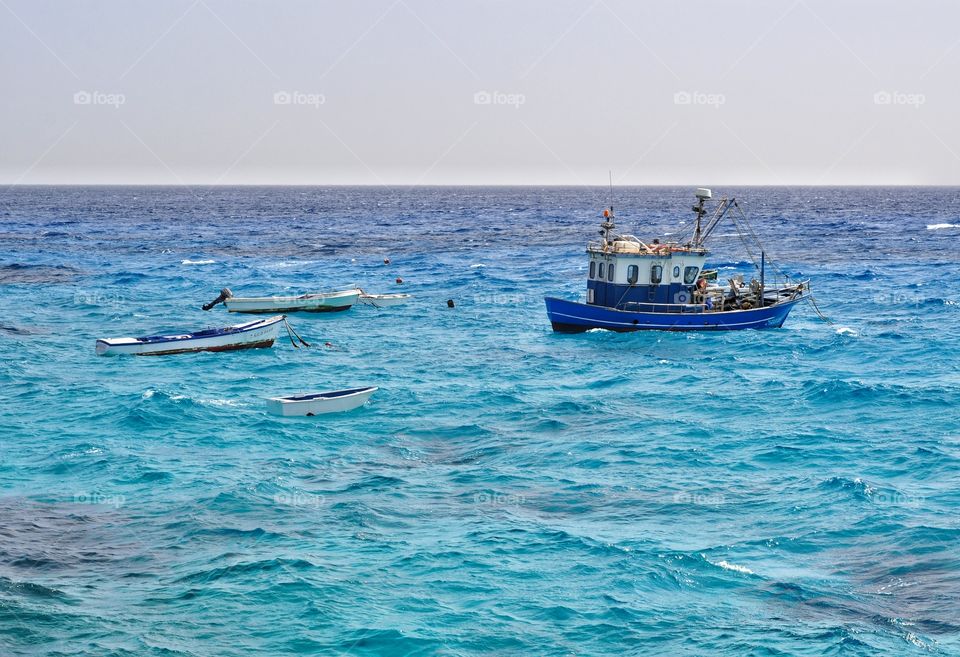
xmin=544 ymin=297 xmax=801 ymax=332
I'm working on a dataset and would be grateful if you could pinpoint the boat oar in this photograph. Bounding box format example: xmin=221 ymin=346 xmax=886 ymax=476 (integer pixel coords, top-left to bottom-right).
xmin=283 ymin=318 xmax=310 ymax=348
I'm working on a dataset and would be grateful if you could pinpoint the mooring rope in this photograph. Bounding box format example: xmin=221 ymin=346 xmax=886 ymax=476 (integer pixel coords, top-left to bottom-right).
xmin=283 ymin=318 xmax=310 ymax=348
xmin=805 ymin=294 xmax=833 ymax=324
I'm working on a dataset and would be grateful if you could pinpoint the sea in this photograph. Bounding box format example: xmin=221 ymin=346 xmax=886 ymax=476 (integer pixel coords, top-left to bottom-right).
xmin=0 ymin=186 xmax=958 ymax=656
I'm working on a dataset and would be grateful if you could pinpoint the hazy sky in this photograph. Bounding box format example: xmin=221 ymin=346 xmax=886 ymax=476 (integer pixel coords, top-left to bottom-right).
xmin=2 ymin=0 xmax=958 ymax=185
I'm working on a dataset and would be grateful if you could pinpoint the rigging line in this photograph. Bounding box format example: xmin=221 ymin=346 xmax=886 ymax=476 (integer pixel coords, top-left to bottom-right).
xmin=733 ymin=202 xmax=789 ymax=279
xmin=731 ymin=202 xmax=794 ymax=285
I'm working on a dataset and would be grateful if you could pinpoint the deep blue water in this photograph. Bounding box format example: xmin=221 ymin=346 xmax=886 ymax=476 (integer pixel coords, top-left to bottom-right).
xmin=1 ymin=186 xmax=959 ymax=656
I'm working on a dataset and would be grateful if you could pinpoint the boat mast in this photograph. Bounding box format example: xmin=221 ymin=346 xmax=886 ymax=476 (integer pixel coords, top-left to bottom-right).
xmin=599 ymin=206 xmax=615 ymax=247
xmin=692 ymin=188 xmax=711 ymax=247
xmin=599 ymin=171 xmax=616 ymax=247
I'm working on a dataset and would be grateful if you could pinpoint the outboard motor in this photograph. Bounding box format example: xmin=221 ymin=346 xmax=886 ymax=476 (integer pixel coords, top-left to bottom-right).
xmin=202 ymin=287 xmax=233 ymax=311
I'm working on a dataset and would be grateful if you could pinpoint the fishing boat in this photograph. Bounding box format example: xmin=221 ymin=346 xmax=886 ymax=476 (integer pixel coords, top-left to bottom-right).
xmin=266 ymin=386 xmax=378 ymax=416
xmin=358 ymin=292 xmax=411 ymax=308
xmin=203 ymin=287 xmax=361 ymax=313
xmin=96 ymin=315 xmax=285 ymax=356
xmin=544 ymin=188 xmax=808 ymax=332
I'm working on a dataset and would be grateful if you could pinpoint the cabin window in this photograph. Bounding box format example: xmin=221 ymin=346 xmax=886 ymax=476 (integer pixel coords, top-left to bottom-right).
xmin=627 ymin=265 xmax=638 ymax=284
xmin=598 ymin=262 xmax=605 ymax=279
xmin=684 ymin=266 xmax=700 ymax=284
xmin=673 ymin=265 xmax=681 ymax=279
xmin=589 ymin=261 xmax=596 ymax=279
xmin=607 ymin=264 xmax=615 ymax=281
xmin=651 ymin=265 xmax=662 ymax=284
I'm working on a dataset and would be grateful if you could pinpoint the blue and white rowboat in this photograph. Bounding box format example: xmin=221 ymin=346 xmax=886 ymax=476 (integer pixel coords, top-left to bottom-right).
xmin=95 ymin=315 xmax=285 ymax=356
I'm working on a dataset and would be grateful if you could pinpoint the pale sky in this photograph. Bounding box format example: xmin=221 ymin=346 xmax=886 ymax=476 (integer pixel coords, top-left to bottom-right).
xmin=2 ymin=0 xmax=958 ymax=185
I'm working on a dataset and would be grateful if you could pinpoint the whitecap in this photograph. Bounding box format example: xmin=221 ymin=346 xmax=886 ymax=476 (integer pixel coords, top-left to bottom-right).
xmin=714 ymin=560 xmax=753 ymax=575
xmin=198 ymin=398 xmax=243 ymax=408
xmin=835 ymin=327 xmax=858 ymax=337
xmin=263 ymin=260 xmax=316 ymax=270
xmin=181 ymin=259 xmax=215 ymax=265
xmin=927 ymin=223 xmax=959 ymax=230
xmin=471 ymin=263 xmax=486 ymax=268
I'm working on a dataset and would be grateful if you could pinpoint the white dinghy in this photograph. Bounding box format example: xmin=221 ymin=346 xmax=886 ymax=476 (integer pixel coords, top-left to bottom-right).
xmin=96 ymin=315 xmax=285 ymax=356
xmin=225 ymin=288 xmax=361 ymax=313
xmin=203 ymin=287 xmax=361 ymax=314
xmin=266 ymin=386 xmax=378 ymax=417
xmin=358 ymin=292 xmax=411 ymax=308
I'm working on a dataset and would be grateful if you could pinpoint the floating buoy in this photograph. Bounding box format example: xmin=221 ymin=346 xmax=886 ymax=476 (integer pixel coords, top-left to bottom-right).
xmin=447 ymin=299 xmax=455 ymax=308
xmin=396 ymin=277 xmax=403 ymax=284
xmin=603 ymin=209 xmax=609 ymax=218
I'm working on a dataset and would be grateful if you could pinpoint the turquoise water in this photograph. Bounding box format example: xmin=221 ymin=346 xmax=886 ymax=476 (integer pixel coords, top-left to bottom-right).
xmin=1 ymin=186 xmax=959 ymax=655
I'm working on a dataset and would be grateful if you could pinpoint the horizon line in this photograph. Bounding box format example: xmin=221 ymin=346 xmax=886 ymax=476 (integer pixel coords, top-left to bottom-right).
xmin=4 ymin=182 xmax=959 ymax=188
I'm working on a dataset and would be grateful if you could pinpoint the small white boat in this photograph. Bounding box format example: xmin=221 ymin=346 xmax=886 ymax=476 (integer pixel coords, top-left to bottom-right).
xmin=266 ymin=386 xmax=378 ymax=417
xmin=222 ymin=288 xmax=361 ymax=314
xmin=358 ymin=293 xmax=411 ymax=308
xmin=96 ymin=315 xmax=285 ymax=356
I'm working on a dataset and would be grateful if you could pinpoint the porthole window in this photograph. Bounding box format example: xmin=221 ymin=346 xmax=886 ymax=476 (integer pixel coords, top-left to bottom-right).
xmin=627 ymin=264 xmax=638 ymax=284
xmin=651 ymin=265 xmax=662 ymax=284
xmin=589 ymin=261 xmax=596 ymax=279
xmin=684 ymin=266 xmax=699 ymax=284
xmin=598 ymin=262 xmax=605 ymax=279
xmin=673 ymin=266 xmax=681 ymax=279
xmin=607 ymin=263 xmax=615 ymax=281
